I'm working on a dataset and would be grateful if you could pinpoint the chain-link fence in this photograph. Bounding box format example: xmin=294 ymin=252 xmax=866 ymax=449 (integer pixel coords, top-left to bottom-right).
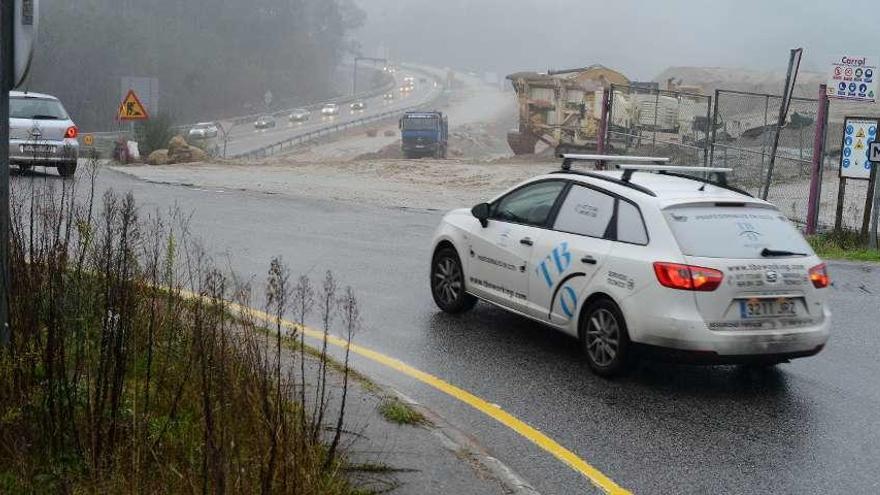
xmin=706 ymin=90 xmax=852 ymax=230
xmin=606 ymin=84 xmax=713 ymax=166
xmin=601 ymin=85 xmax=867 ymax=232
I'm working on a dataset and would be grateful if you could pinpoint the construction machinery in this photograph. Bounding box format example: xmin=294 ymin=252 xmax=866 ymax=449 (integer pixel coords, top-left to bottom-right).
xmin=505 ymin=65 xmax=629 ymax=155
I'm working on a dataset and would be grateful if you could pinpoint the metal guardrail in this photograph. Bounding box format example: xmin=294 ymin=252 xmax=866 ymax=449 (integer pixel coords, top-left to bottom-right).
xmin=233 ymin=106 xmax=416 ymax=160
xmin=232 ymin=67 xmax=443 ymax=160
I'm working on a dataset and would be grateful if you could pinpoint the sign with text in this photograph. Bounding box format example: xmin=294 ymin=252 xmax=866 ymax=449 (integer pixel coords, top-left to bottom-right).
xmin=828 ymin=56 xmax=878 ymax=102
xmin=840 ymin=117 xmax=879 ymax=180
xmin=870 ymin=141 xmax=880 ymax=163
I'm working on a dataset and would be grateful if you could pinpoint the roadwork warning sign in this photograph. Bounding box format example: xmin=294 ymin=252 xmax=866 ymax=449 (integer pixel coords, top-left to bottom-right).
xmin=117 ymin=89 xmax=149 ymax=121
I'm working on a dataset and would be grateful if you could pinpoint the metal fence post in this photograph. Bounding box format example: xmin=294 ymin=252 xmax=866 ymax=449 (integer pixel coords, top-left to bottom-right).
xmin=597 ymin=88 xmax=609 ymax=158
xmin=709 ymin=89 xmax=720 ymax=167
xmin=704 ymin=94 xmax=714 ymax=167
xmin=806 ymin=85 xmax=829 ymax=235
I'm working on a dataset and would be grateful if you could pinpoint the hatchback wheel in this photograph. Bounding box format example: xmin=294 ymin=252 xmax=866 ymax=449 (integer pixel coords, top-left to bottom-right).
xmin=431 ymin=247 xmax=476 ymax=314
xmin=57 ymin=162 xmax=77 ymax=178
xmin=580 ymin=299 xmax=632 ymax=376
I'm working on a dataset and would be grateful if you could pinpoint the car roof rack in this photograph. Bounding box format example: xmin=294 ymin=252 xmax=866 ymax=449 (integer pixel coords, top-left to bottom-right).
xmin=559 ymin=153 xmax=669 ymax=171
xmin=549 ymin=169 xmax=657 ymax=196
xmin=616 ymin=164 xmax=753 ymax=197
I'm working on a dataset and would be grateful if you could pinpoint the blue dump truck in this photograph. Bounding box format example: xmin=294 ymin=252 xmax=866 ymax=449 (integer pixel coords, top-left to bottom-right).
xmin=399 ymin=111 xmax=448 ymax=159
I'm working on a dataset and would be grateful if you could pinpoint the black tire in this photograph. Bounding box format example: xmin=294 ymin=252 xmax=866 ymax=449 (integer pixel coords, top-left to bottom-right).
xmin=17 ymin=164 xmax=31 ymax=172
xmin=57 ymin=162 xmax=77 ymax=178
xmin=579 ymin=298 xmax=633 ymax=377
xmin=431 ymin=247 xmax=477 ymax=314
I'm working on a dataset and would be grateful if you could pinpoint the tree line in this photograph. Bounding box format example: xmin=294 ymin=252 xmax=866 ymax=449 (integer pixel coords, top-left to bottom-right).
xmin=26 ymin=0 xmax=366 ymax=130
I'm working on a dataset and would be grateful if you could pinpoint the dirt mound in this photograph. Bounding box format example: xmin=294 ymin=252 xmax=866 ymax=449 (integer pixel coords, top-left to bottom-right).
xmin=147 ymin=135 xmax=209 ymax=165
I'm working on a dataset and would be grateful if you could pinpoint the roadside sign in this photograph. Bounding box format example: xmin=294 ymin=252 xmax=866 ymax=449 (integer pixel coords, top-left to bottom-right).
xmin=828 ymin=56 xmax=878 ymax=102
xmin=840 ymin=117 xmax=879 ymax=179
xmin=82 ymin=134 xmax=94 ymax=146
xmin=117 ymin=89 xmax=149 ymax=121
xmin=871 ymin=141 xmax=880 ymax=163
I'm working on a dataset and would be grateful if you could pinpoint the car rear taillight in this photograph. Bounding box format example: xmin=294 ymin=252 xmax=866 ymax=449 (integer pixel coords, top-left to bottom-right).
xmin=65 ymin=126 xmax=78 ymax=139
xmin=653 ymin=262 xmax=724 ymax=292
xmin=809 ymin=263 xmax=830 ymax=288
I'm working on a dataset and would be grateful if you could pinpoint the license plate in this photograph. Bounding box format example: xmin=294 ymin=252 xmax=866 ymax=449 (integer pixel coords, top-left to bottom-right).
xmin=20 ymin=144 xmax=55 ymax=154
xmin=739 ymin=298 xmax=797 ymax=319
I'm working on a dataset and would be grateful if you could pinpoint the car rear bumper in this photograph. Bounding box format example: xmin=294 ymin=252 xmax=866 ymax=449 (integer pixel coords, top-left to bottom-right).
xmin=632 ymin=309 xmax=831 ymax=360
xmin=10 ymin=139 xmax=79 ymax=164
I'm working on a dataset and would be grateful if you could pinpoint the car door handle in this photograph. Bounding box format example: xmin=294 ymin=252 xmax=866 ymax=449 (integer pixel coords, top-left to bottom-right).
xmin=520 ymin=237 xmax=533 ymax=246
xmin=580 ymin=255 xmax=597 ymax=265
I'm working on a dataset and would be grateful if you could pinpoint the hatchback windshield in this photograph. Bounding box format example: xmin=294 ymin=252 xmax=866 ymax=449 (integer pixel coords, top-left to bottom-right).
xmin=10 ymin=97 xmax=69 ymax=120
xmin=664 ymin=204 xmax=813 ymax=259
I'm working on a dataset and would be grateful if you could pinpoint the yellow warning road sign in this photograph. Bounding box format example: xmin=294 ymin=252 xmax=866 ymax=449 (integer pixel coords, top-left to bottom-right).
xmin=117 ymin=89 xmax=149 ymax=121
xmin=83 ymin=134 xmax=94 ymax=146
xmin=856 ymin=138 xmax=866 ymax=150
xmin=856 ymin=128 xmax=866 ymax=138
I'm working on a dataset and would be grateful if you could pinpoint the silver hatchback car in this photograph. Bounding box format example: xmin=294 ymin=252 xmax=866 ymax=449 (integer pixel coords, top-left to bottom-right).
xmin=9 ymin=91 xmax=79 ymax=177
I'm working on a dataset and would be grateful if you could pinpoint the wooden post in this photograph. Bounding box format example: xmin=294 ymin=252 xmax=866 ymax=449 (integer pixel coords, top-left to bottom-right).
xmin=835 ymin=178 xmax=846 ymax=232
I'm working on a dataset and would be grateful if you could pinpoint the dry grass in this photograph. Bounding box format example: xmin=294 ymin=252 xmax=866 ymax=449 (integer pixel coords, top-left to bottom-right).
xmin=0 ymin=157 xmax=367 ymax=493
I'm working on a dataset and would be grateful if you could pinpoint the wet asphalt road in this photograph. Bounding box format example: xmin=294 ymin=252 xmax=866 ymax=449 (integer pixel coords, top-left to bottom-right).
xmin=16 ymin=167 xmax=880 ymax=494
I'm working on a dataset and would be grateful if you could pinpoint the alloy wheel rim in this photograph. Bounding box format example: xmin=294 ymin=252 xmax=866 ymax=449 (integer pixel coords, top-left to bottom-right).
xmin=433 ymin=257 xmax=462 ymax=305
xmin=586 ymin=308 xmax=620 ymax=367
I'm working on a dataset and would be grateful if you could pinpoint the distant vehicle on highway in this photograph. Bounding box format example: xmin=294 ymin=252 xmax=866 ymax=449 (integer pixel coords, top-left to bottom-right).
xmin=321 ymin=103 xmax=340 ymax=116
xmin=188 ymin=122 xmax=220 ymax=139
xmin=289 ymin=108 xmax=311 ymax=122
xmin=350 ymin=101 xmax=367 ymax=112
xmin=254 ymin=115 xmax=277 ymax=129
xmin=399 ymin=111 xmax=447 ymax=159
xmin=383 ymin=93 xmax=395 ymax=101
xmin=9 ymin=90 xmax=79 ymax=177
xmin=429 ymin=156 xmax=831 ymax=376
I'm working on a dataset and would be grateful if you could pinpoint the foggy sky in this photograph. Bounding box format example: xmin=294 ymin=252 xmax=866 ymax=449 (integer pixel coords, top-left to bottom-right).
xmin=354 ymin=0 xmax=876 ymax=79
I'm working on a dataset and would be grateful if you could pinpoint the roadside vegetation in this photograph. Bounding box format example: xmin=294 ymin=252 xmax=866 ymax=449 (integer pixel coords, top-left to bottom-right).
xmin=378 ymin=397 xmax=428 ymax=426
xmin=0 ymin=160 xmax=367 ymax=493
xmin=808 ymin=230 xmax=880 ymax=263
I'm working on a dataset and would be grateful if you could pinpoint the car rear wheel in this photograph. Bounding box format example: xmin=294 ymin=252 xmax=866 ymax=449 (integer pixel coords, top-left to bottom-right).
xmin=57 ymin=162 xmax=77 ymax=178
xmin=431 ymin=247 xmax=476 ymax=314
xmin=579 ymin=298 xmax=633 ymax=377
xmin=17 ymin=164 xmax=31 ymax=172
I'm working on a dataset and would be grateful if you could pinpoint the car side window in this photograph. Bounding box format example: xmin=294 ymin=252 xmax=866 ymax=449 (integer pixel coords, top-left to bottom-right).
xmin=491 ymin=181 xmax=566 ymax=227
xmin=616 ymin=200 xmax=648 ymax=245
xmin=553 ymin=185 xmax=616 ymax=238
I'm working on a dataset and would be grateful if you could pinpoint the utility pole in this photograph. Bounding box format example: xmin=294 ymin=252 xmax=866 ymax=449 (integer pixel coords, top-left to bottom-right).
xmin=0 ymin=0 xmax=14 ymax=345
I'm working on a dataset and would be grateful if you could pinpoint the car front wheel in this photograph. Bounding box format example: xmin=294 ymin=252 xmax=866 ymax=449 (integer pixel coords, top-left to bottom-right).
xmin=579 ymin=298 xmax=633 ymax=377
xmin=431 ymin=247 xmax=476 ymax=314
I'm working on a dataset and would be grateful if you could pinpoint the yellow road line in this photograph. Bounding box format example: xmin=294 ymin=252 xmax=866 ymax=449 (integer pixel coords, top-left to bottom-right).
xmin=186 ymin=291 xmax=631 ymax=494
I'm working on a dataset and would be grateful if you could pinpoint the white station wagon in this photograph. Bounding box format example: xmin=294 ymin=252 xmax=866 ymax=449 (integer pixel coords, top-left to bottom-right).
xmin=430 ymin=155 xmax=831 ymax=376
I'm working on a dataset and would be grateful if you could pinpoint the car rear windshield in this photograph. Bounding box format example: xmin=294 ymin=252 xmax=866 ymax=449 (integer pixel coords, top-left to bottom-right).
xmin=401 ymin=117 xmax=438 ymax=130
xmin=11 ymin=97 xmax=69 ymax=120
xmin=663 ymin=204 xmax=813 ymax=259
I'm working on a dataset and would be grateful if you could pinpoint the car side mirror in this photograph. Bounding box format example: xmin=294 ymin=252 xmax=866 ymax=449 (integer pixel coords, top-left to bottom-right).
xmin=471 ymin=202 xmax=490 ymax=228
